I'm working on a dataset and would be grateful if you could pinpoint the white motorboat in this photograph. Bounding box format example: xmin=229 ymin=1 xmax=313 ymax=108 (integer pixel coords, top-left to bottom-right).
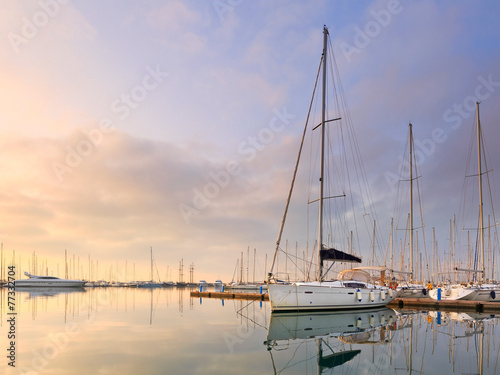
xmin=14 ymin=272 xmax=86 ymax=287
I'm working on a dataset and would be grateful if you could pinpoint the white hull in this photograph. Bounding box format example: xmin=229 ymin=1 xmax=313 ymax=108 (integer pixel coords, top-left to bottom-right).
xmin=15 ymin=280 xmax=86 ymax=287
xmin=397 ymin=287 xmax=430 ymax=299
xmin=268 ymin=283 xmax=396 ymax=311
xmin=467 ymin=288 xmax=500 ymax=302
xmin=428 ymin=286 xmax=478 ymax=301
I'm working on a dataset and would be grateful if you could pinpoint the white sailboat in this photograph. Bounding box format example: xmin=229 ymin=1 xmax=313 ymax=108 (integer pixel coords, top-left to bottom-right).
xmin=267 ymin=27 xmax=395 ymax=311
xmin=395 ymin=124 xmax=430 ymax=299
xmin=430 ymin=102 xmax=496 ymax=301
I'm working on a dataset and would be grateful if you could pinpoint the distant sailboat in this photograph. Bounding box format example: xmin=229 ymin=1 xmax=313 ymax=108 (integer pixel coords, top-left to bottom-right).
xmin=138 ymin=247 xmax=163 ymax=288
xmin=175 ymin=259 xmax=187 ymax=287
xmin=395 ymin=124 xmax=430 ymax=299
xmin=226 ymin=248 xmax=267 ymax=291
xmin=267 ymin=27 xmax=395 ymax=311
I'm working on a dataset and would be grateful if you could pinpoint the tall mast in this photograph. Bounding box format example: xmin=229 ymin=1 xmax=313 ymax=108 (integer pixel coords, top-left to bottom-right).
xmin=150 ymin=246 xmax=153 ymax=282
xmin=476 ymin=102 xmax=485 ymax=282
xmin=409 ymin=123 xmax=414 ymax=283
xmin=390 ymin=218 xmax=394 ymax=271
xmin=318 ymin=26 xmax=328 ymax=281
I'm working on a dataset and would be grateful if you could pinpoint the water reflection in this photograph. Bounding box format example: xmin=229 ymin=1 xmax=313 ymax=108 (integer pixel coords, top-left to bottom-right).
xmin=14 ymin=287 xmax=86 ymax=299
xmin=1 ymin=287 xmax=500 ymax=374
xmin=263 ymin=305 xmax=500 ymax=375
xmin=265 ymin=308 xmax=397 ymax=374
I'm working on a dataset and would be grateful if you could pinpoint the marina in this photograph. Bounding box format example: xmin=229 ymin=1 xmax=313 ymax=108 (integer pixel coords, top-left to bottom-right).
xmin=1 ymin=1 xmax=500 ymax=374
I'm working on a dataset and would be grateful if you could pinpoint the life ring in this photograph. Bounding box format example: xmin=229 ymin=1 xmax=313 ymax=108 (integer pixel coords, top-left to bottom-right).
xmin=491 ymin=290 xmax=496 ymax=300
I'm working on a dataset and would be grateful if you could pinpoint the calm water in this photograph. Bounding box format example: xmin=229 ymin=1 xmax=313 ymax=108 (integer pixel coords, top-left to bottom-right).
xmin=1 ymin=287 xmax=500 ymax=374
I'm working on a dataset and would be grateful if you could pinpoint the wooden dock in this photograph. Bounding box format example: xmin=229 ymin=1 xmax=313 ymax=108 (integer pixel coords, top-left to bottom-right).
xmin=388 ymin=298 xmax=500 ymax=313
xmin=190 ymin=291 xmax=269 ymax=301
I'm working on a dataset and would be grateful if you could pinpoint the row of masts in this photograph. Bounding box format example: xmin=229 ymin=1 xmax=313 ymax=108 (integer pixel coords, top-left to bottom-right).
xmin=393 ymin=102 xmax=498 ymax=284
xmin=0 ymin=245 xmax=195 ymax=284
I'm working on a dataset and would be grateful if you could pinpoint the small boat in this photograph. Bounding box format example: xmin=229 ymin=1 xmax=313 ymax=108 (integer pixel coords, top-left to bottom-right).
xmin=429 ymin=284 xmax=478 ymax=301
xmin=14 ymin=272 xmax=86 ymax=287
xmin=138 ymin=281 xmax=163 ymax=288
xmin=397 ymin=284 xmax=431 ymax=299
xmin=214 ymin=279 xmax=223 ymax=287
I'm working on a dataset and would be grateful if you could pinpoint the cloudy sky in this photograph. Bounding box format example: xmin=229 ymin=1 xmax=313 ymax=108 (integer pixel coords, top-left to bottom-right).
xmin=1 ymin=0 xmax=499 ymax=282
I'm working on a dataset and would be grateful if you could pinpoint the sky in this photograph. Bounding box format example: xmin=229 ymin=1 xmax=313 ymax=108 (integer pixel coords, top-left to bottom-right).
xmin=1 ymin=0 xmax=500 ymax=283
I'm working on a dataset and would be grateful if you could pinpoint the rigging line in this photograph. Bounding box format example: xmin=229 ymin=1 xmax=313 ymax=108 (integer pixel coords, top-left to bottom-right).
xmin=330 ymin=34 xmax=386 ymax=261
xmin=236 ymin=303 xmax=268 ymax=330
xmin=307 ymin=93 xmax=320 ymax=267
xmin=275 ymin=246 xmax=311 ymax=278
xmin=393 ymin=135 xmax=411 ymax=232
xmin=413 ymin=142 xmax=429 ymax=277
xmin=269 ymin=54 xmax=323 ymax=276
xmin=277 ymin=340 xmax=317 ymax=374
xmin=329 ymin=47 xmax=363 ymax=253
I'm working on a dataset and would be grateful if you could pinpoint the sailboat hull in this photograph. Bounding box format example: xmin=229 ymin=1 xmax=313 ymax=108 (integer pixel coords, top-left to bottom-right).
xmin=428 ymin=287 xmax=478 ymax=301
xmin=268 ymin=283 xmax=396 ymax=311
xmin=397 ymin=287 xmax=430 ymax=299
xmin=465 ymin=287 xmax=500 ymax=302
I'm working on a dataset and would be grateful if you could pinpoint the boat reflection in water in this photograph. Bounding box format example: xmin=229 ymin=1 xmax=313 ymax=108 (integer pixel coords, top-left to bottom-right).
xmin=265 ymin=307 xmax=396 ymax=374
xmin=14 ymin=286 xmax=87 ymax=299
